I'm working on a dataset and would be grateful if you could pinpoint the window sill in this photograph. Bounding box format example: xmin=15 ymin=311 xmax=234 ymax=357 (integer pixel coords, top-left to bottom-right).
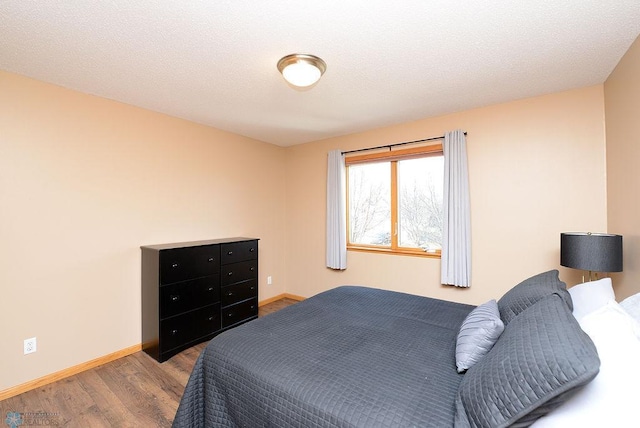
xmin=347 ymin=245 xmax=441 ymax=259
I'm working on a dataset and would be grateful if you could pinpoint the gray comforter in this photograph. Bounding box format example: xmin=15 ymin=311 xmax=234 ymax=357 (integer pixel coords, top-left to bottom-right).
xmin=173 ymin=286 xmax=474 ymax=427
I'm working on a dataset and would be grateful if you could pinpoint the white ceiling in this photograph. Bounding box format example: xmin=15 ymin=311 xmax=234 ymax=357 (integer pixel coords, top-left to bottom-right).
xmin=1 ymin=1 xmax=639 ymax=147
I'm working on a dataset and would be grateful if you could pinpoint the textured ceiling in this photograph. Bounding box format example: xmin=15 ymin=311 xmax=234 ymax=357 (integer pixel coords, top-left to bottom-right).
xmin=1 ymin=1 xmax=639 ymax=146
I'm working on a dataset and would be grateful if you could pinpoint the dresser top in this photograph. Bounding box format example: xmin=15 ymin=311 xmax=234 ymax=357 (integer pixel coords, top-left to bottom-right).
xmin=141 ymin=237 xmax=259 ymax=251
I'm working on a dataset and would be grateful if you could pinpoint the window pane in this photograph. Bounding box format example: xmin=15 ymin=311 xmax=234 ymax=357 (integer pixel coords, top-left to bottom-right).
xmin=397 ymin=156 xmax=443 ymax=251
xmin=348 ymin=162 xmax=391 ymax=246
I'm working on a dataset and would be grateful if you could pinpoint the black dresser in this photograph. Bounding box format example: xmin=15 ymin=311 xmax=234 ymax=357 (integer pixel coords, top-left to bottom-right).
xmin=141 ymin=237 xmax=259 ymax=362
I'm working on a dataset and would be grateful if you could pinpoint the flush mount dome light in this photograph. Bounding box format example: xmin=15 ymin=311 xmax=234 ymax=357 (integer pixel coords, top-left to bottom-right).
xmin=277 ymin=54 xmax=327 ymax=88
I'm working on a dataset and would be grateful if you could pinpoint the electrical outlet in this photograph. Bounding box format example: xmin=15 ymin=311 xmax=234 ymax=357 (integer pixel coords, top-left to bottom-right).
xmin=24 ymin=337 xmax=37 ymax=355
xmin=267 ymin=276 xmax=272 ymax=285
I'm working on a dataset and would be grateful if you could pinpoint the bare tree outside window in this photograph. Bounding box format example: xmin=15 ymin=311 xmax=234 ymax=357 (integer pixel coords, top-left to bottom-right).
xmin=348 ymin=162 xmax=390 ymax=245
xmin=398 ymin=157 xmax=444 ymax=251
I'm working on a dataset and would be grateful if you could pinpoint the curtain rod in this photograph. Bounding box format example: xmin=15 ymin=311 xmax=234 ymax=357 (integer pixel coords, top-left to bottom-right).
xmin=341 ymin=132 xmax=467 ymax=155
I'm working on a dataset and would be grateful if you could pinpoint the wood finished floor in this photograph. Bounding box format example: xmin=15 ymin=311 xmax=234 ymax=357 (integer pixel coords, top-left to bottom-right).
xmin=0 ymin=298 xmax=299 ymax=427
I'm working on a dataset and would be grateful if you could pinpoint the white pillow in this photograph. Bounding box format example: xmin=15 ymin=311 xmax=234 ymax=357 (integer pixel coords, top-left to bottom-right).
xmin=620 ymin=292 xmax=640 ymax=325
xmin=455 ymin=299 xmax=504 ymax=373
xmin=531 ymin=300 xmax=640 ymax=427
xmin=567 ymin=278 xmax=616 ymax=321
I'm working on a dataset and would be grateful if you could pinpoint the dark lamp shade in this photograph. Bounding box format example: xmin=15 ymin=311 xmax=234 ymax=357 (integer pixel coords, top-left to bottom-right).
xmin=560 ymin=233 xmax=623 ymax=273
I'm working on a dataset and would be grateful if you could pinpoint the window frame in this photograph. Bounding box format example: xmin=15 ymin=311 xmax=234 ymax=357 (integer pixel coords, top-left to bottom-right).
xmin=345 ymin=144 xmax=444 ymax=259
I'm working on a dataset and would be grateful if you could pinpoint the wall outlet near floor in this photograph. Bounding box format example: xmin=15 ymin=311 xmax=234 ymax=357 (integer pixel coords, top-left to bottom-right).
xmin=24 ymin=337 xmax=37 ymax=355
xmin=267 ymin=276 xmax=272 ymax=285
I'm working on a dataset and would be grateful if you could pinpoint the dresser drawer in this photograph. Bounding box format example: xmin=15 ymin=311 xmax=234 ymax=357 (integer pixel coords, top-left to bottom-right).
xmin=220 ymin=240 xmax=258 ymax=265
xmin=221 ymin=279 xmax=258 ymax=307
xmin=160 ymin=304 xmax=221 ymax=351
xmin=160 ymin=245 xmax=220 ymax=285
xmin=221 ymin=260 xmax=258 ymax=286
xmin=222 ymin=298 xmax=258 ymax=329
xmin=160 ymin=276 xmax=220 ymax=319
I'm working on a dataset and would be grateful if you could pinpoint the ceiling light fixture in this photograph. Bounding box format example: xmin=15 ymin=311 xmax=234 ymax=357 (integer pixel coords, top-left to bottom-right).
xmin=277 ymin=54 xmax=327 ymax=88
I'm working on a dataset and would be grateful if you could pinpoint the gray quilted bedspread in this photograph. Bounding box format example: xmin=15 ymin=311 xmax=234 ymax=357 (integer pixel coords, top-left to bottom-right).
xmin=172 ymin=286 xmax=475 ymax=428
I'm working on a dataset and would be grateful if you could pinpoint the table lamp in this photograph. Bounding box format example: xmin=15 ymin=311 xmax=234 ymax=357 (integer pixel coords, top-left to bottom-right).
xmin=560 ymin=232 xmax=623 ymax=282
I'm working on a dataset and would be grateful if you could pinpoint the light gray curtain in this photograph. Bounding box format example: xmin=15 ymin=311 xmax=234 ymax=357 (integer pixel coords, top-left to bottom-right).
xmin=441 ymin=130 xmax=471 ymax=287
xmin=326 ymin=150 xmax=347 ymax=270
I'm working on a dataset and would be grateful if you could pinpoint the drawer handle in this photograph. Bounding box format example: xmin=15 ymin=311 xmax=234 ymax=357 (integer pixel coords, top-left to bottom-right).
xmin=172 ymin=263 xmax=179 ymax=268
xmin=227 ymin=272 xmax=233 ymax=276
xmin=250 ymin=305 xmax=256 ymax=310
xmin=250 ymin=247 xmax=255 ymax=252
xmin=250 ymin=267 xmax=255 ymax=272
xmin=171 ymin=295 xmax=180 ymax=302
xmin=227 ymin=313 xmax=234 ymax=317
xmin=208 ymin=316 xmax=214 ymax=321
xmin=208 ymin=287 xmax=214 ymax=292
xmin=208 ymin=257 xmax=214 ymax=262
xmin=227 ymin=251 xmax=233 ymax=255
xmin=250 ymin=286 xmax=255 ymax=290
xmin=227 ymin=291 xmax=233 ymax=296
xmin=171 ymin=329 xmax=178 ymax=335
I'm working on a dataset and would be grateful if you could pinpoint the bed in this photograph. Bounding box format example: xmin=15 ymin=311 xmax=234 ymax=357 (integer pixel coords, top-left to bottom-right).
xmin=172 ymin=271 xmax=615 ymax=427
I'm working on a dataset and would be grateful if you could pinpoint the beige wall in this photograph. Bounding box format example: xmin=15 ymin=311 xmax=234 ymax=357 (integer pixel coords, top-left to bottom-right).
xmin=605 ymin=35 xmax=640 ymax=300
xmin=0 ymin=71 xmax=287 ymax=391
xmin=2 ymin=62 xmax=628 ymax=393
xmin=286 ymin=86 xmax=608 ymax=305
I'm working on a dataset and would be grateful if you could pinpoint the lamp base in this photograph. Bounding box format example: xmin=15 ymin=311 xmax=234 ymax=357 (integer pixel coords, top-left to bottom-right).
xmin=581 ymin=271 xmax=601 ymax=283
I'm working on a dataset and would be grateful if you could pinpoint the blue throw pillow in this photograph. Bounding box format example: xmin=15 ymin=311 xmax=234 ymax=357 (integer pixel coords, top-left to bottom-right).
xmin=455 ymin=299 xmax=504 ymax=373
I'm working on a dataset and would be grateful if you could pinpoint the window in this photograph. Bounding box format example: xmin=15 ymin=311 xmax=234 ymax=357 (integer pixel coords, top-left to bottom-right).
xmin=346 ymin=145 xmax=443 ymax=257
